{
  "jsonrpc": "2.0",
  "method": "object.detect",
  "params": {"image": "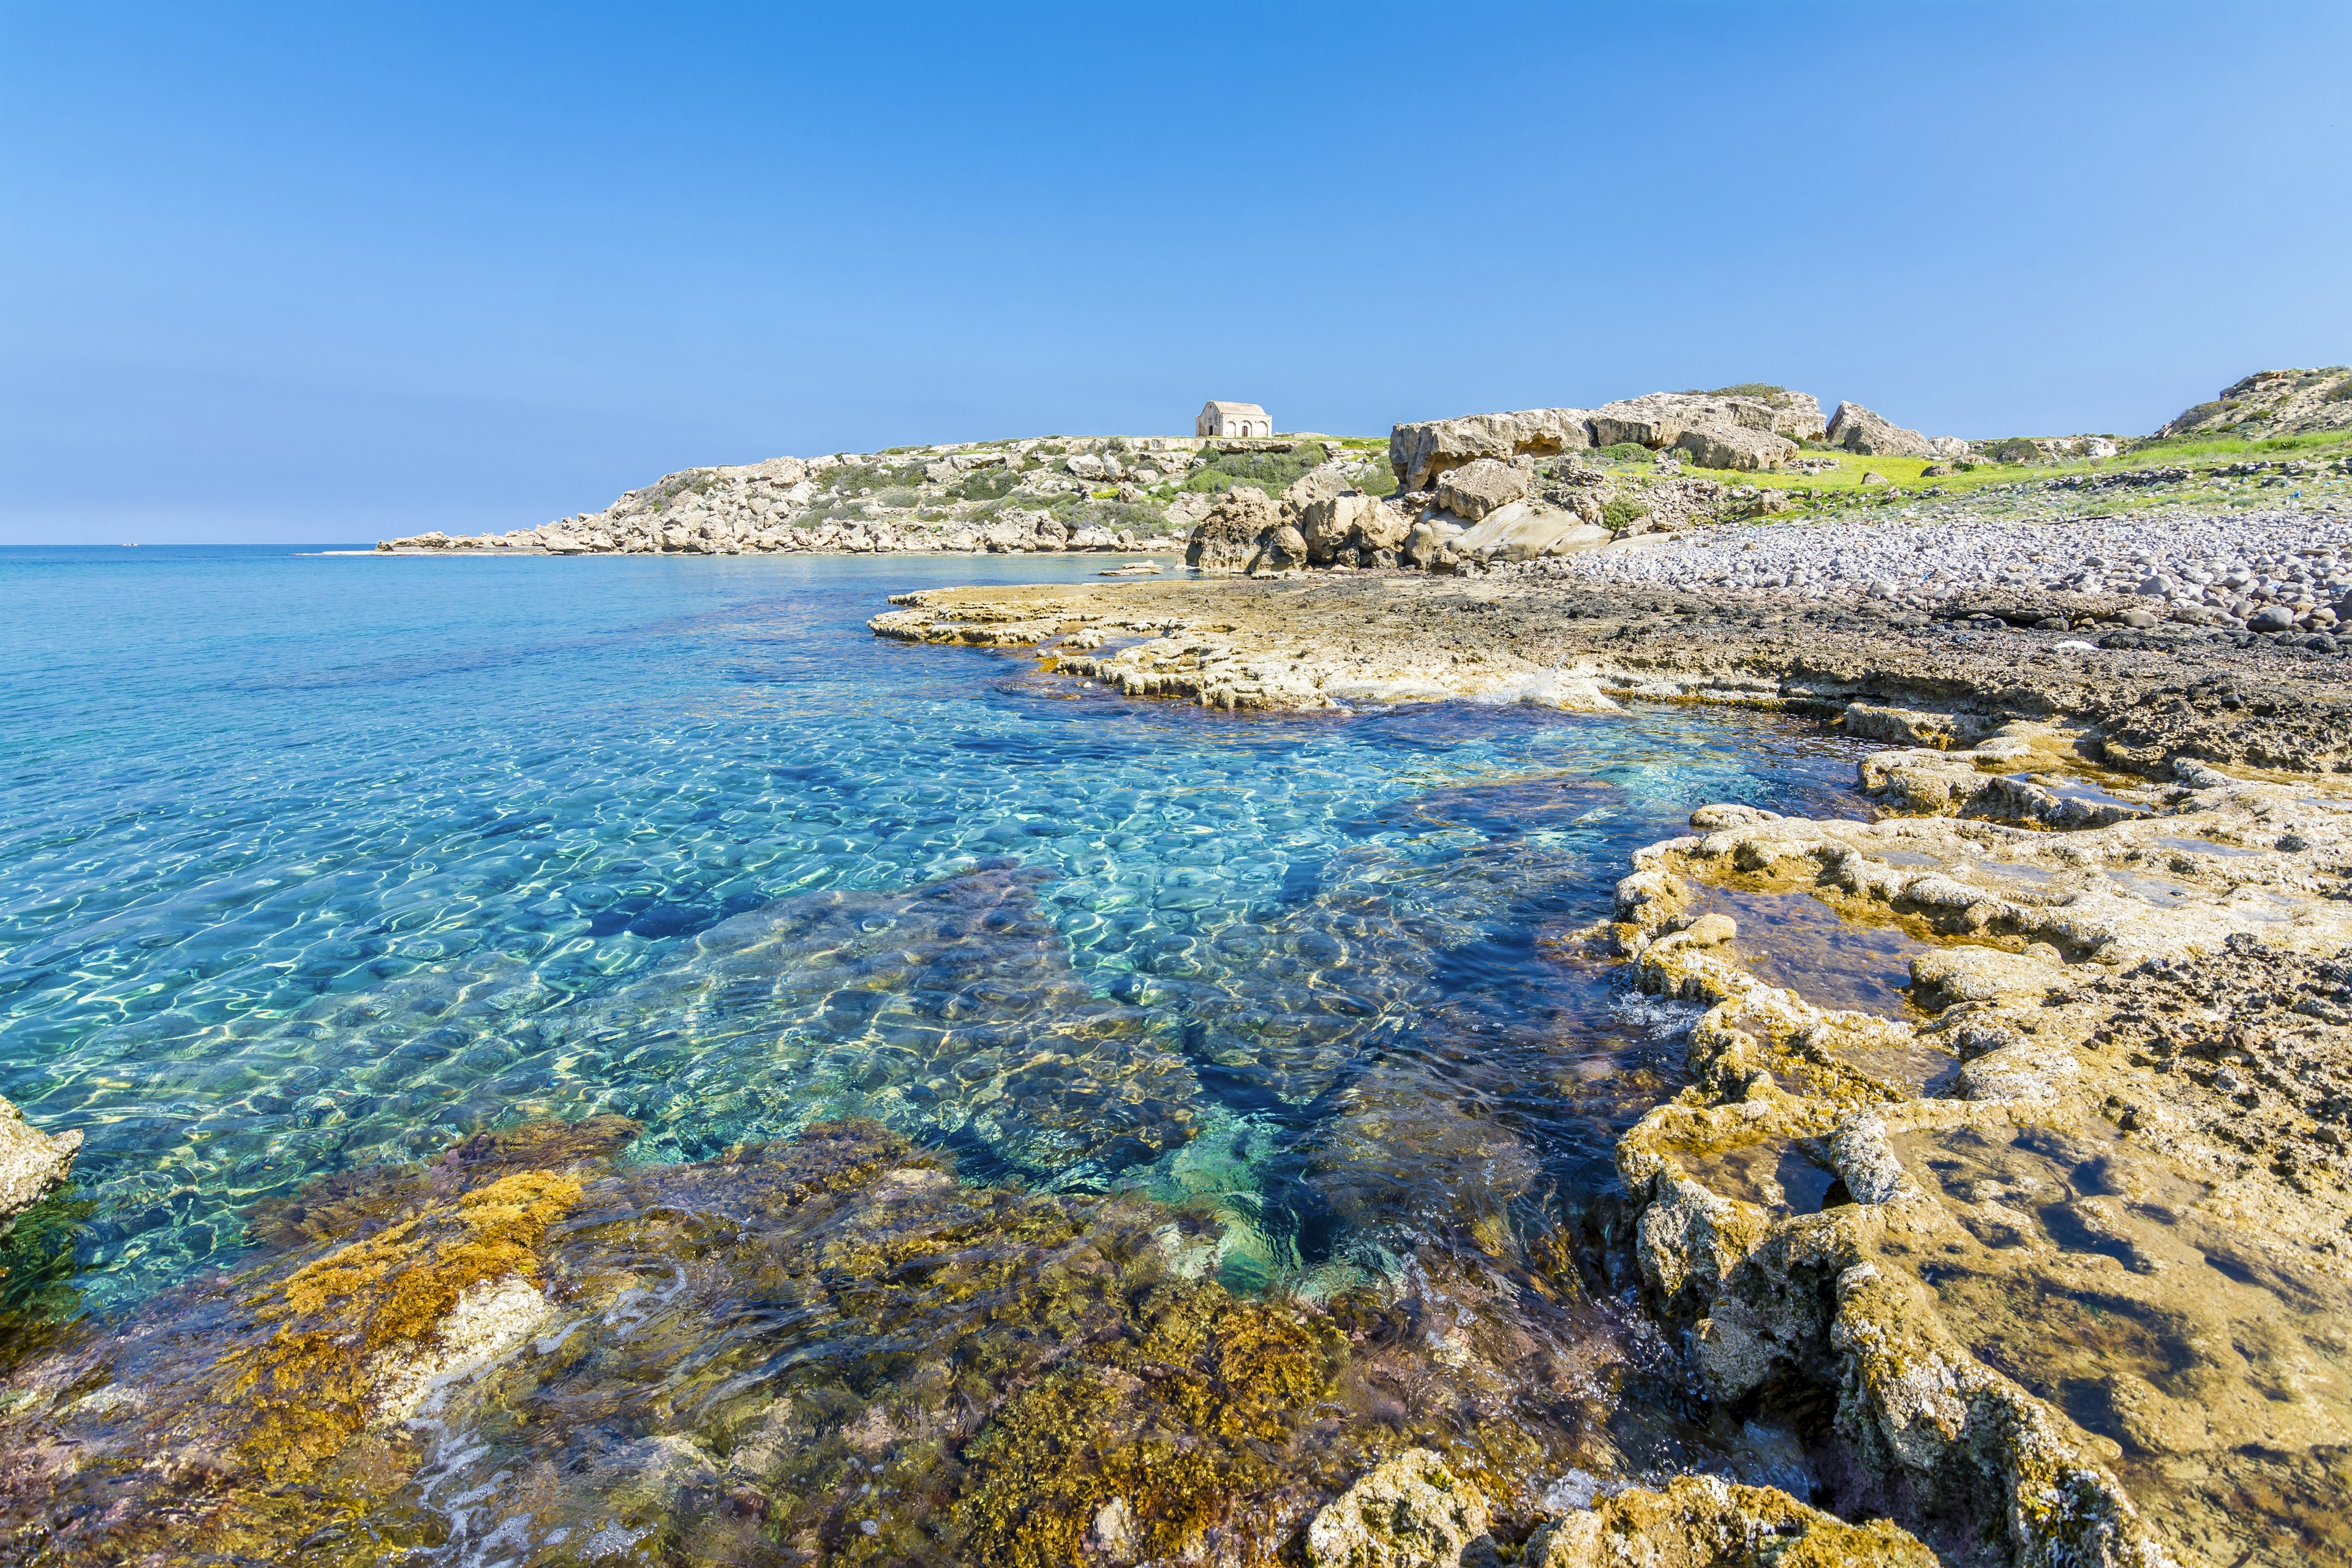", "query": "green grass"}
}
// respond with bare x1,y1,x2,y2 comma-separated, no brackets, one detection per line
1668,428,2352,498
2131,429,2352,462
